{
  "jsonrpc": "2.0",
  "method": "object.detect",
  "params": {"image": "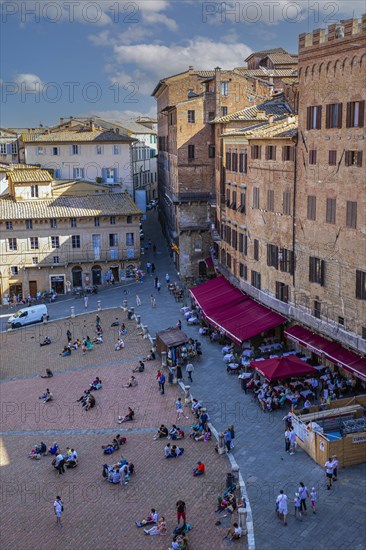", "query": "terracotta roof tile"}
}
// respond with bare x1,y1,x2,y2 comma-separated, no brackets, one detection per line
8,170,53,183
223,115,298,139
213,97,293,123
0,192,142,220
22,128,133,143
